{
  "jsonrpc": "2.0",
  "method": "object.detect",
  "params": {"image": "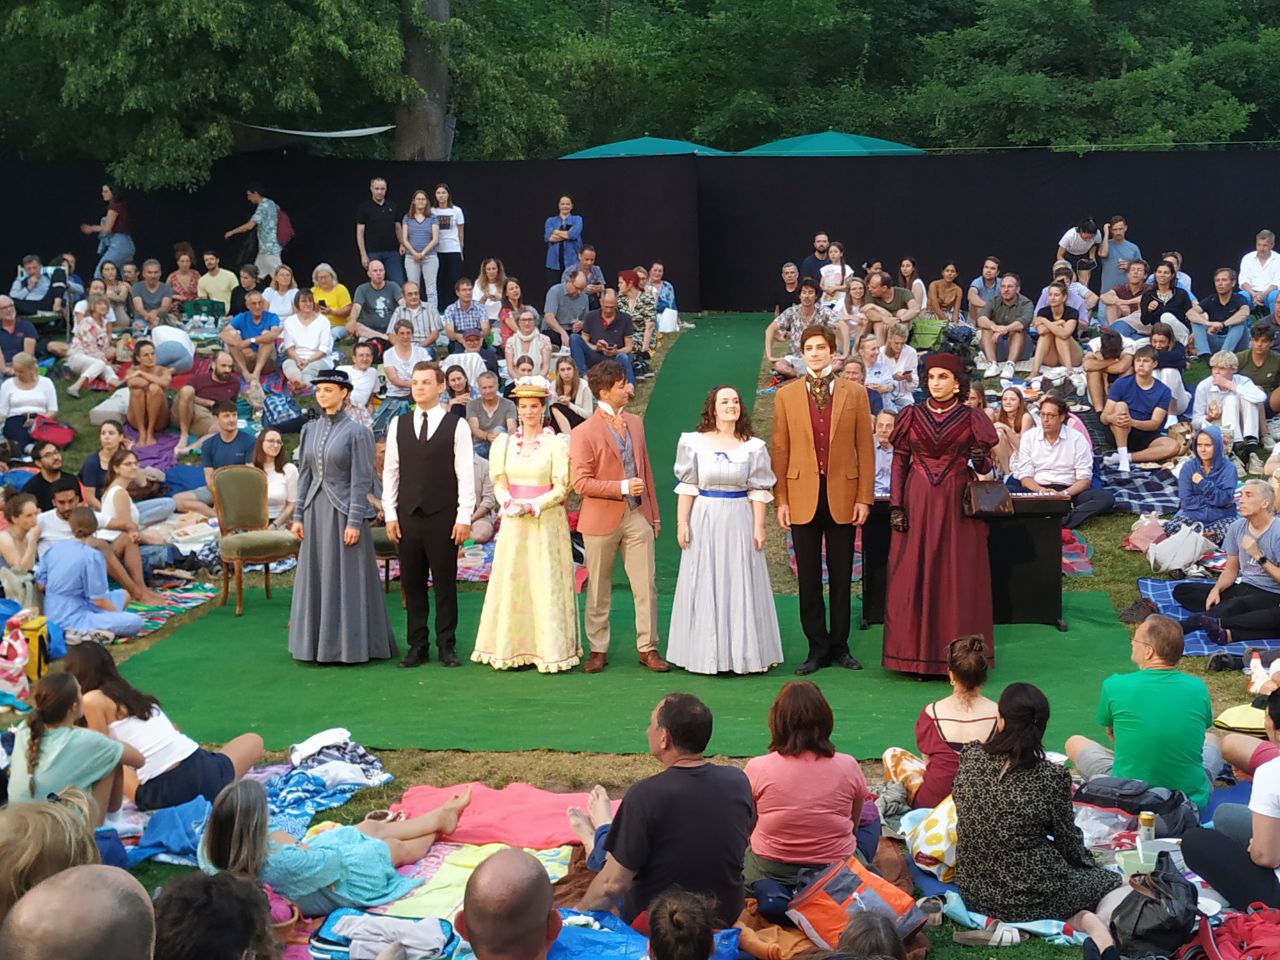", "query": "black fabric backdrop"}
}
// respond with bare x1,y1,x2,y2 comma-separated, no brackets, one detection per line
4,149,1274,313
